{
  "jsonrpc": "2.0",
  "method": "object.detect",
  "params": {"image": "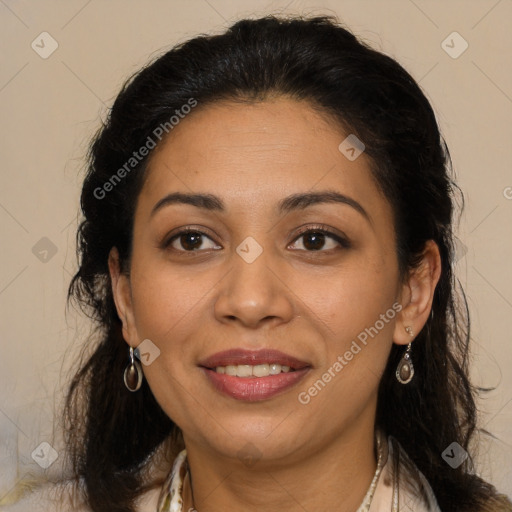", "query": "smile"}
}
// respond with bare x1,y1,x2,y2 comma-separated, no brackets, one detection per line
214,363,294,377
198,348,311,401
